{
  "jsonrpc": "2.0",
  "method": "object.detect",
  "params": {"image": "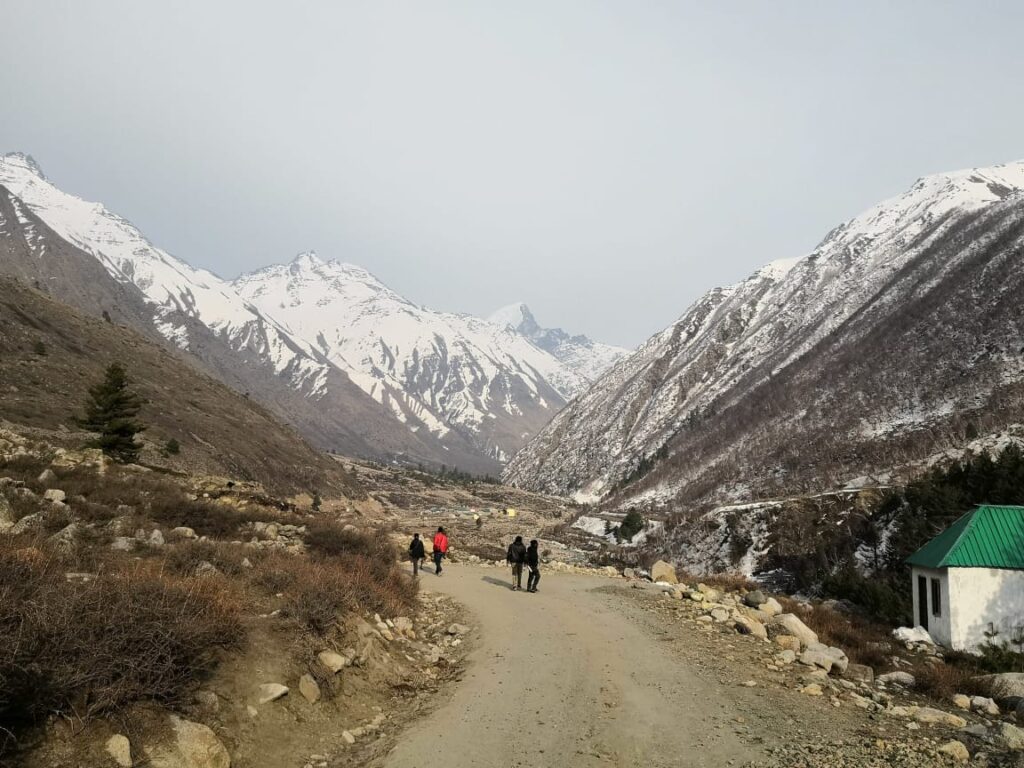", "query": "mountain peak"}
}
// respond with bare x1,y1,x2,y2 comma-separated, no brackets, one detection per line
291,250,323,265
1,152,48,181
488,302,535,331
